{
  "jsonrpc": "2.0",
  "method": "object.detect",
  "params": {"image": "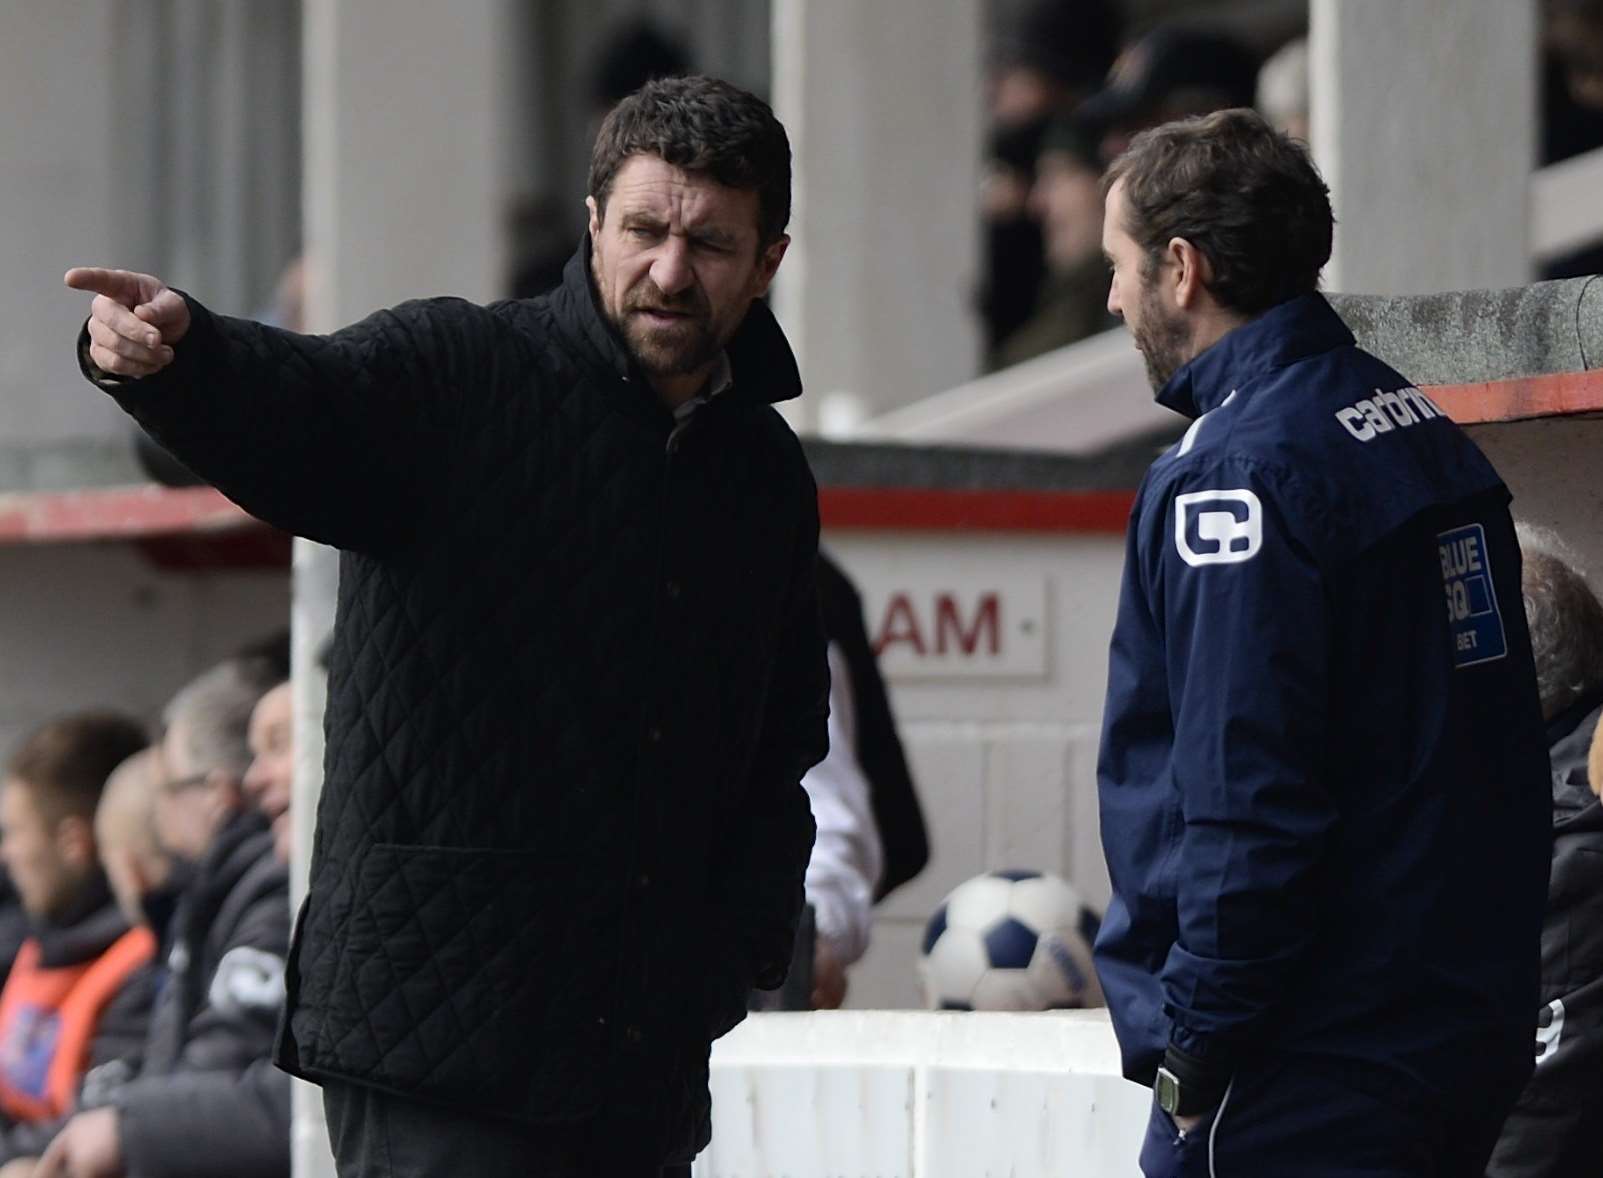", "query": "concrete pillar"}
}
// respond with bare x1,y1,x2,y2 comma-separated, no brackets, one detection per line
296,3,508,1174
770,0,984,431
1310,0,1537,295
